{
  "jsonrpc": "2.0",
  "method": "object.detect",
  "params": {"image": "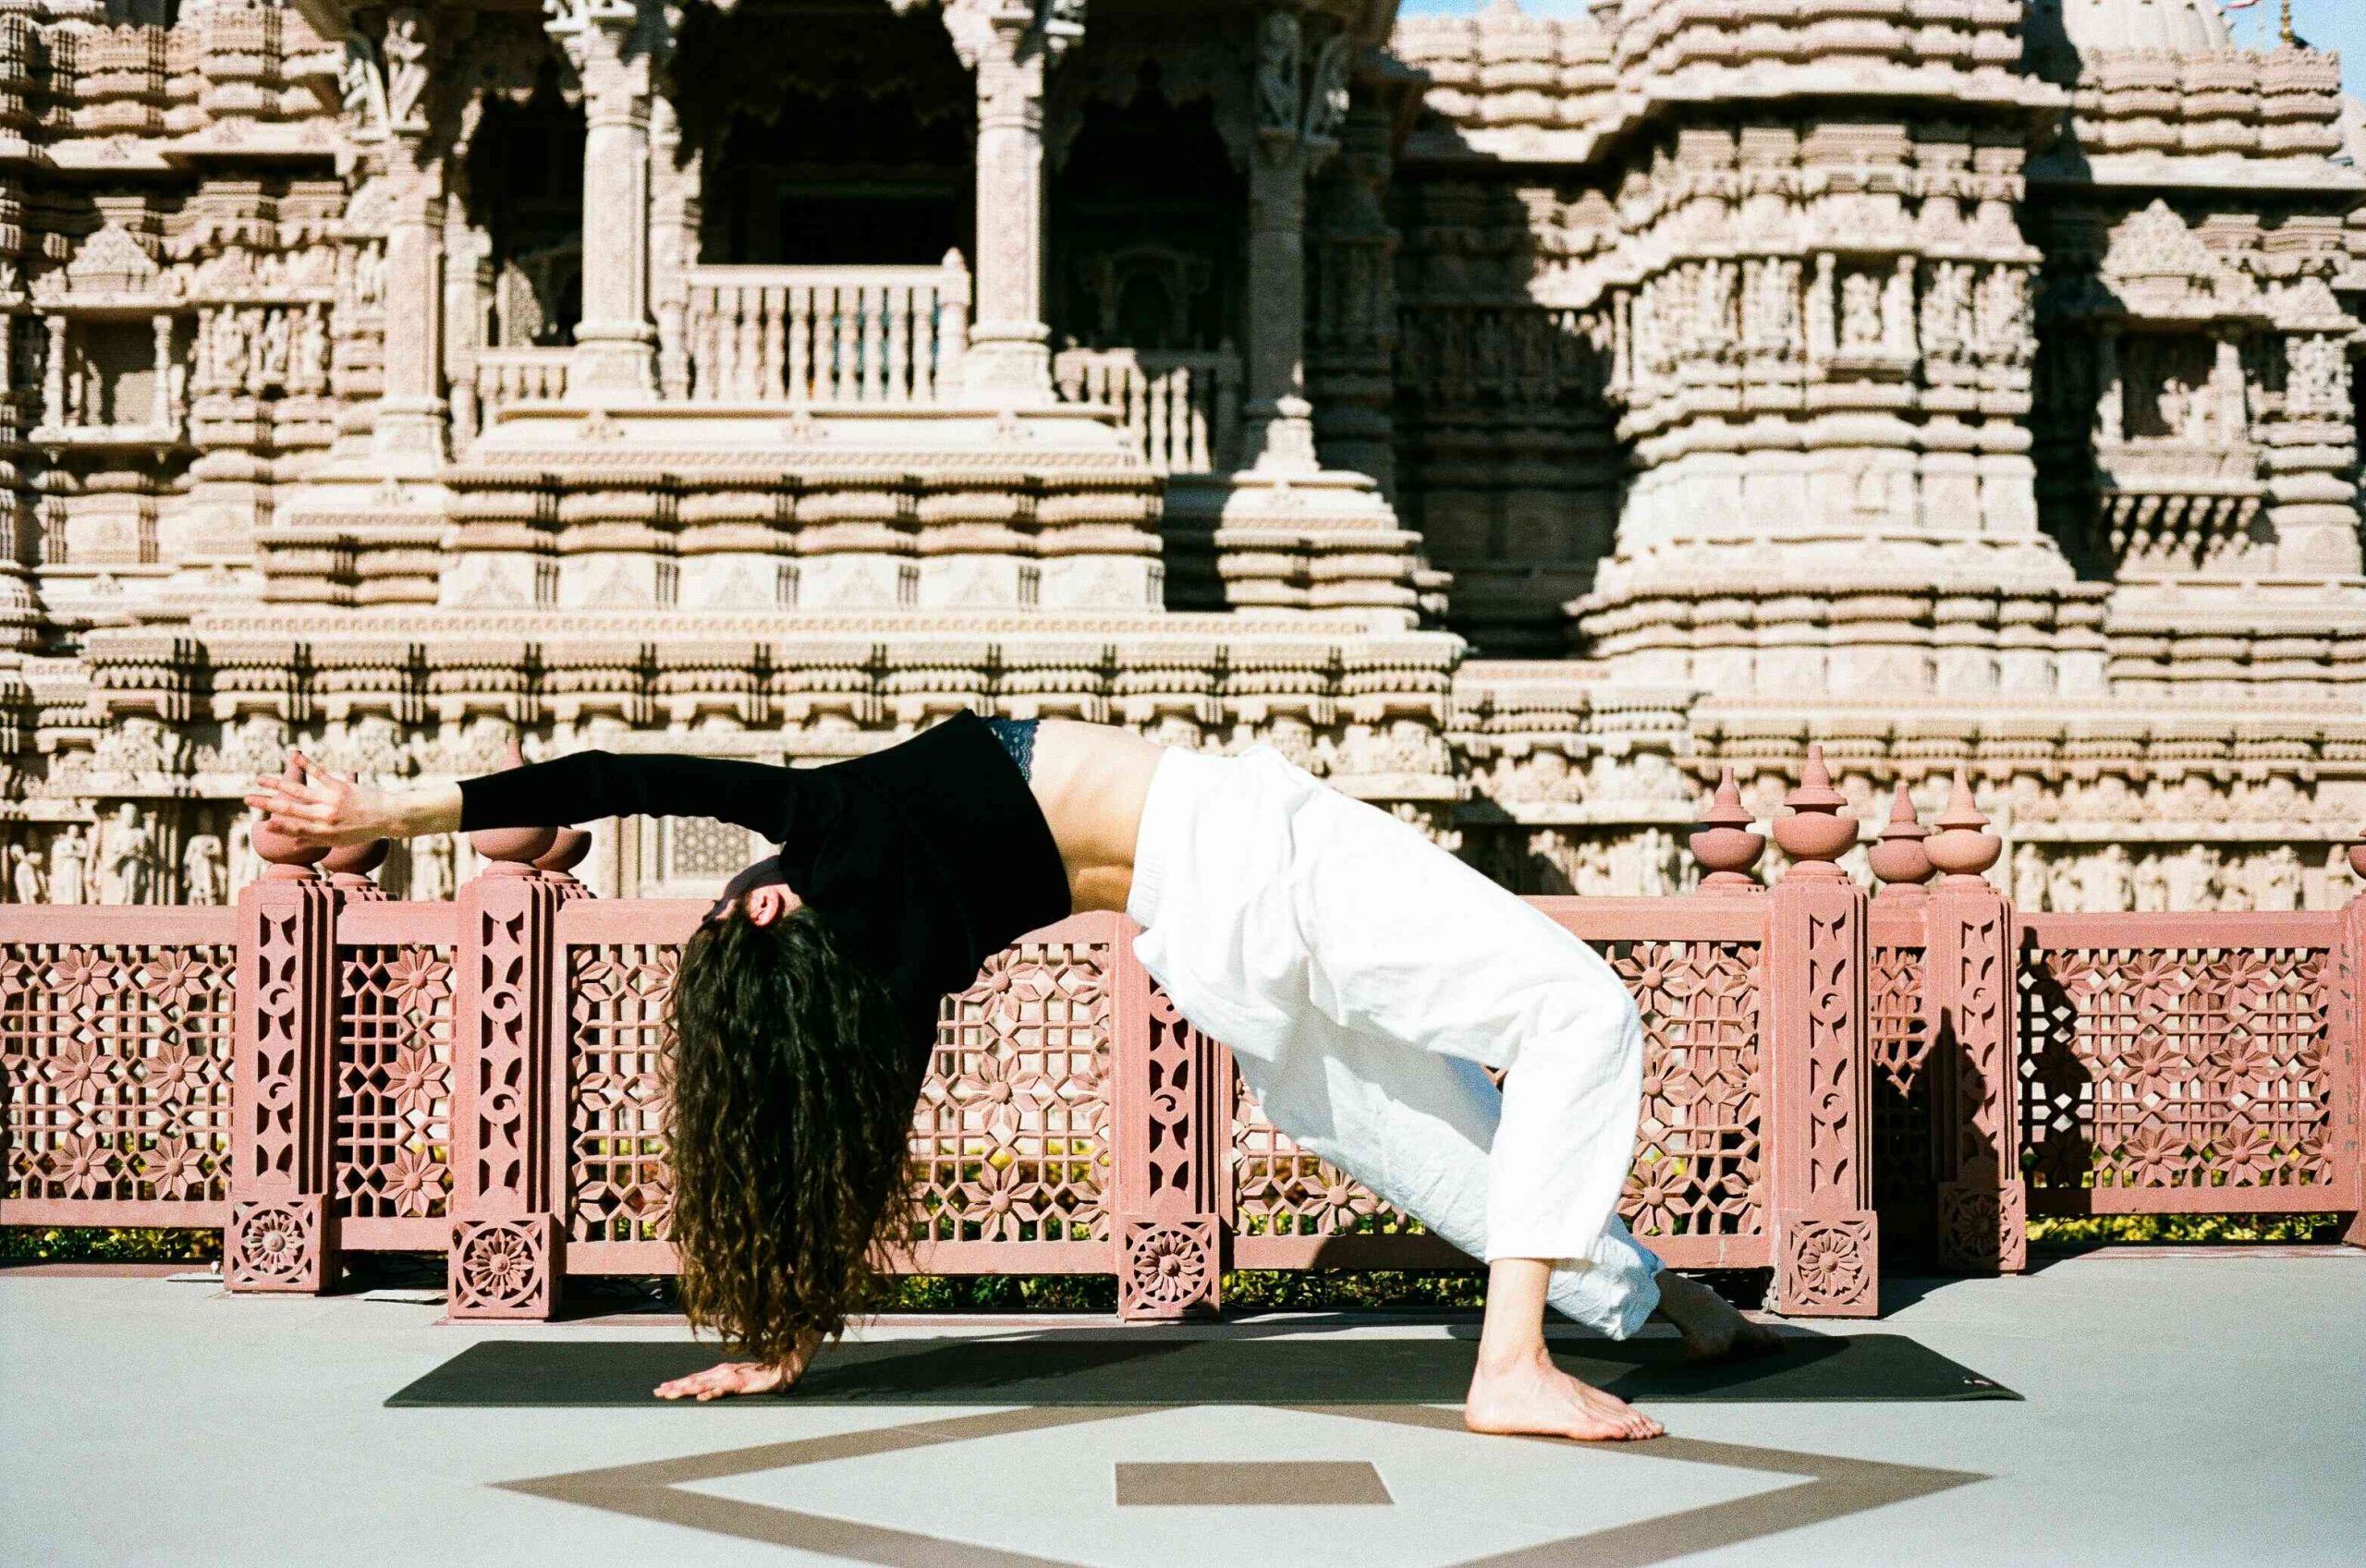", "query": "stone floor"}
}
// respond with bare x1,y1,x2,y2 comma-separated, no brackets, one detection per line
4,1247,2362,1567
